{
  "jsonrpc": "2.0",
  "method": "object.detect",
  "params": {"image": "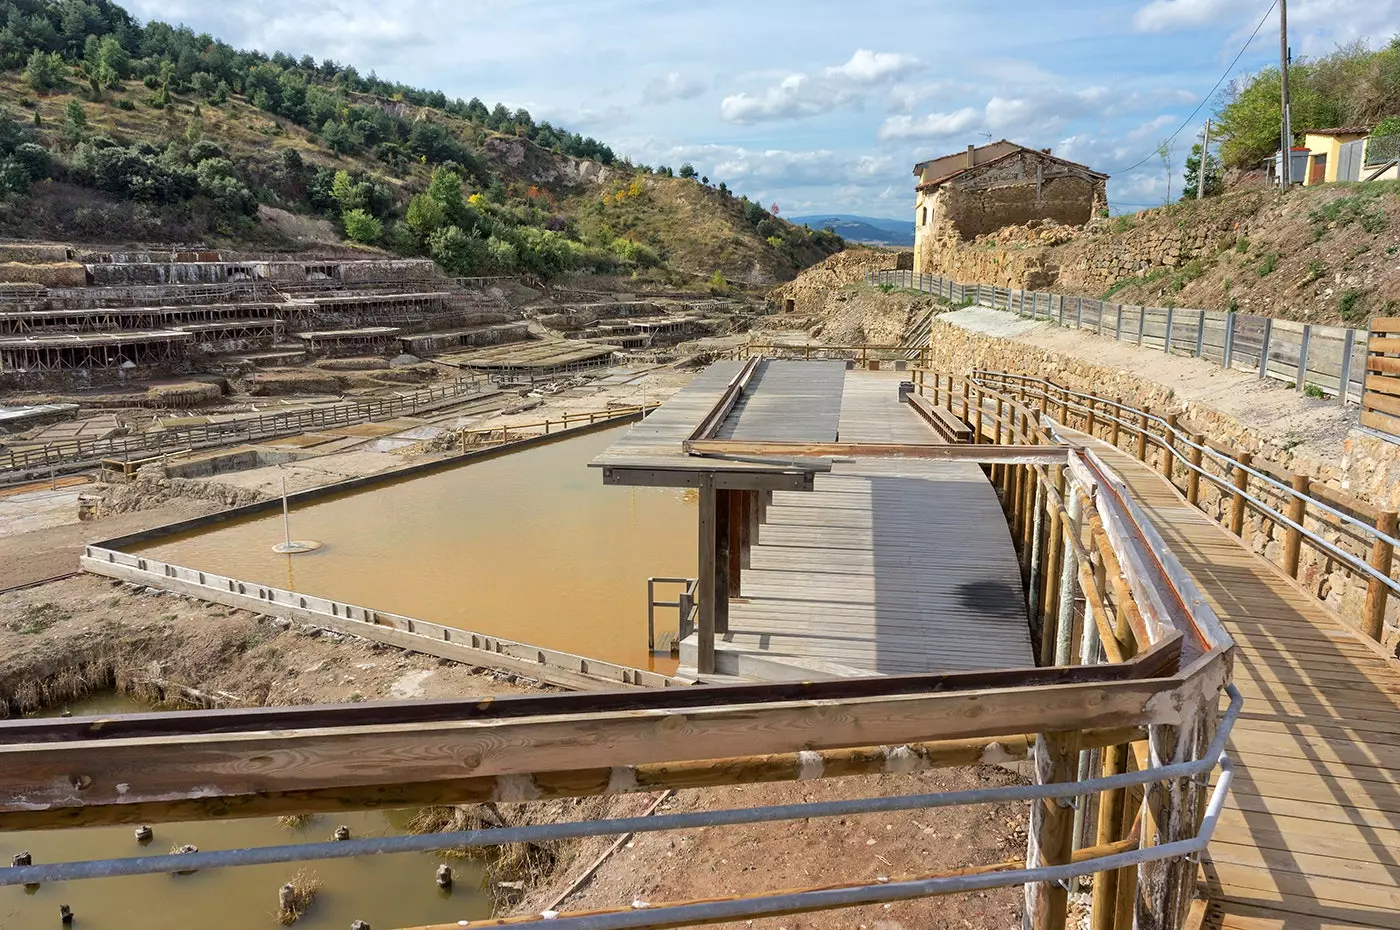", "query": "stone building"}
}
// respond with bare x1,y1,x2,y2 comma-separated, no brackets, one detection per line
912,141,1108,273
